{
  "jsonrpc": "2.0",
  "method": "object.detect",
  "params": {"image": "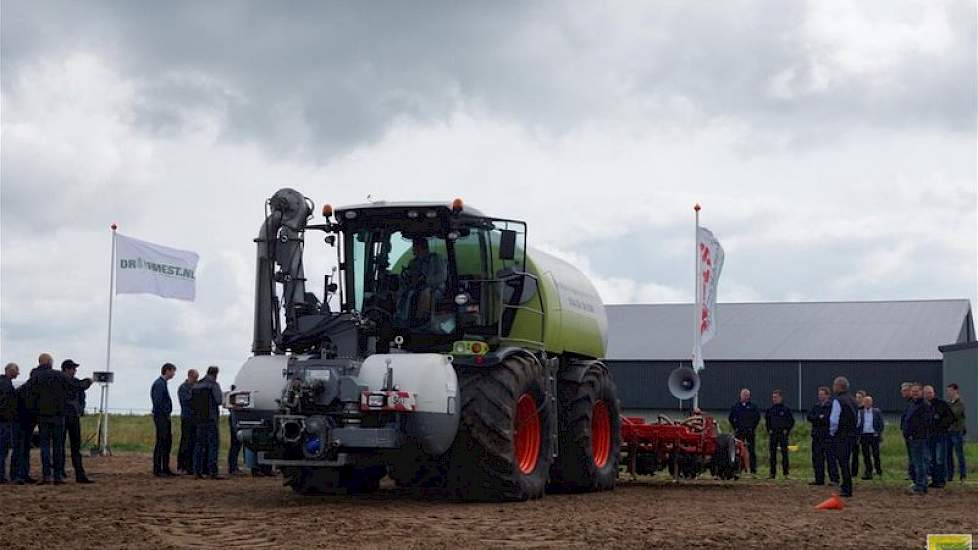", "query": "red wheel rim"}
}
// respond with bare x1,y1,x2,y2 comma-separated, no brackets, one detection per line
514,393,541,474
592,400,611,468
